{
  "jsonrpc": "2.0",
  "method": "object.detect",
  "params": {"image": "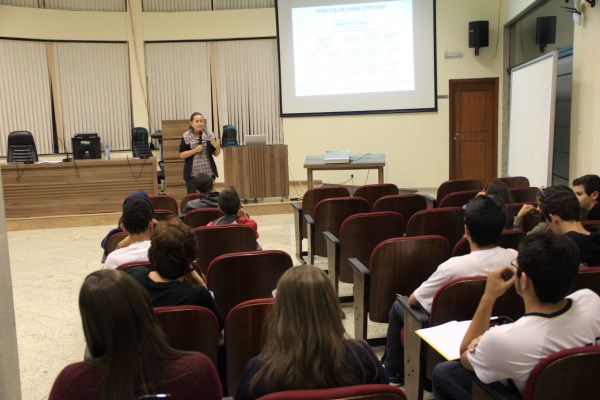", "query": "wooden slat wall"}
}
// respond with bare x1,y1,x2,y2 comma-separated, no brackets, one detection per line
222,145,288,199
162,120,190,202
1,159,157,218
